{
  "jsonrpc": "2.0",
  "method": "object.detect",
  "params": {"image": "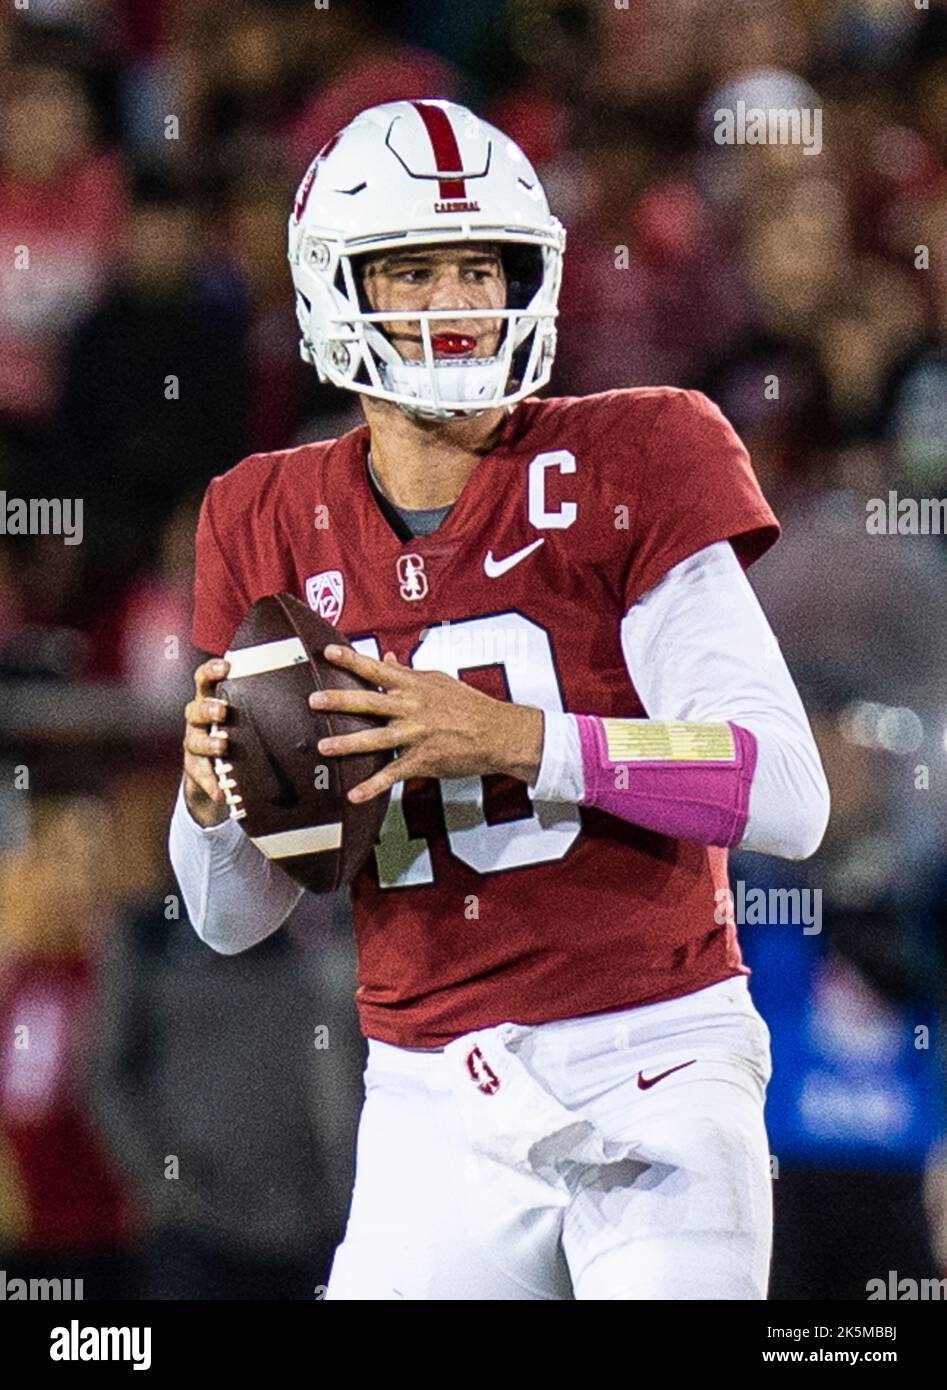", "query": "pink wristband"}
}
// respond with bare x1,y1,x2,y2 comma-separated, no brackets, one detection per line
576,716,758,848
